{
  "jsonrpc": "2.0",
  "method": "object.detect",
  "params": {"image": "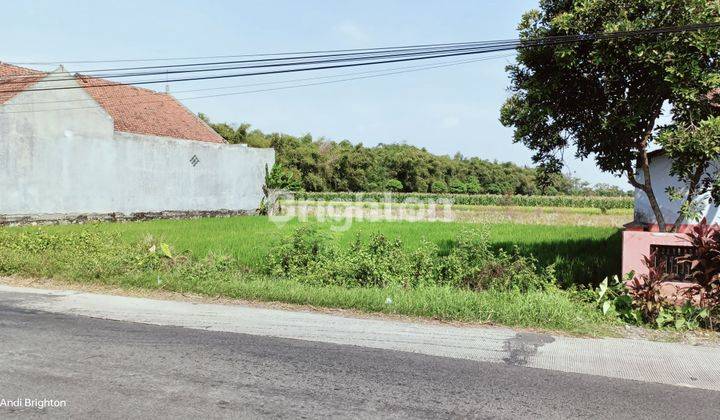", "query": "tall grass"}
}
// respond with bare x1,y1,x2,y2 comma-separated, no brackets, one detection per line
9,217,620,286
0,219,618,334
